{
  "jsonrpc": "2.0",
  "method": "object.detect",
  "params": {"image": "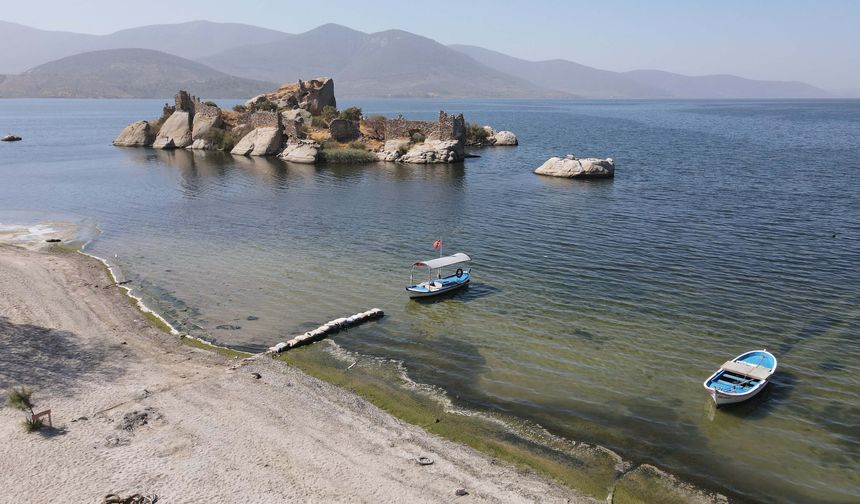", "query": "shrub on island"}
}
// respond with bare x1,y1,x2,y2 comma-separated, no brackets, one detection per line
466,122,488,144
202,128,243,152
338,106,363,122
318,142,377,164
